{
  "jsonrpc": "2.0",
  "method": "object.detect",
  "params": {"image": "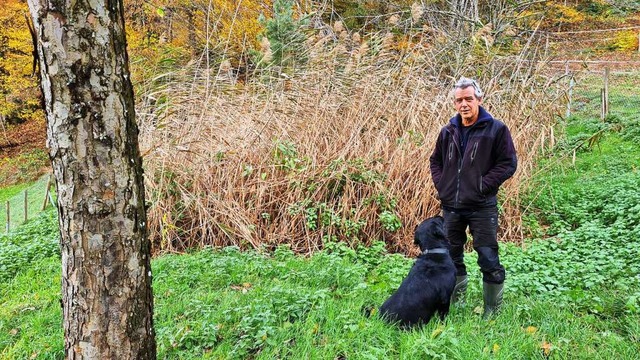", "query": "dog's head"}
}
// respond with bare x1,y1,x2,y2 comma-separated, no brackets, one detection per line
413,216,448,252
